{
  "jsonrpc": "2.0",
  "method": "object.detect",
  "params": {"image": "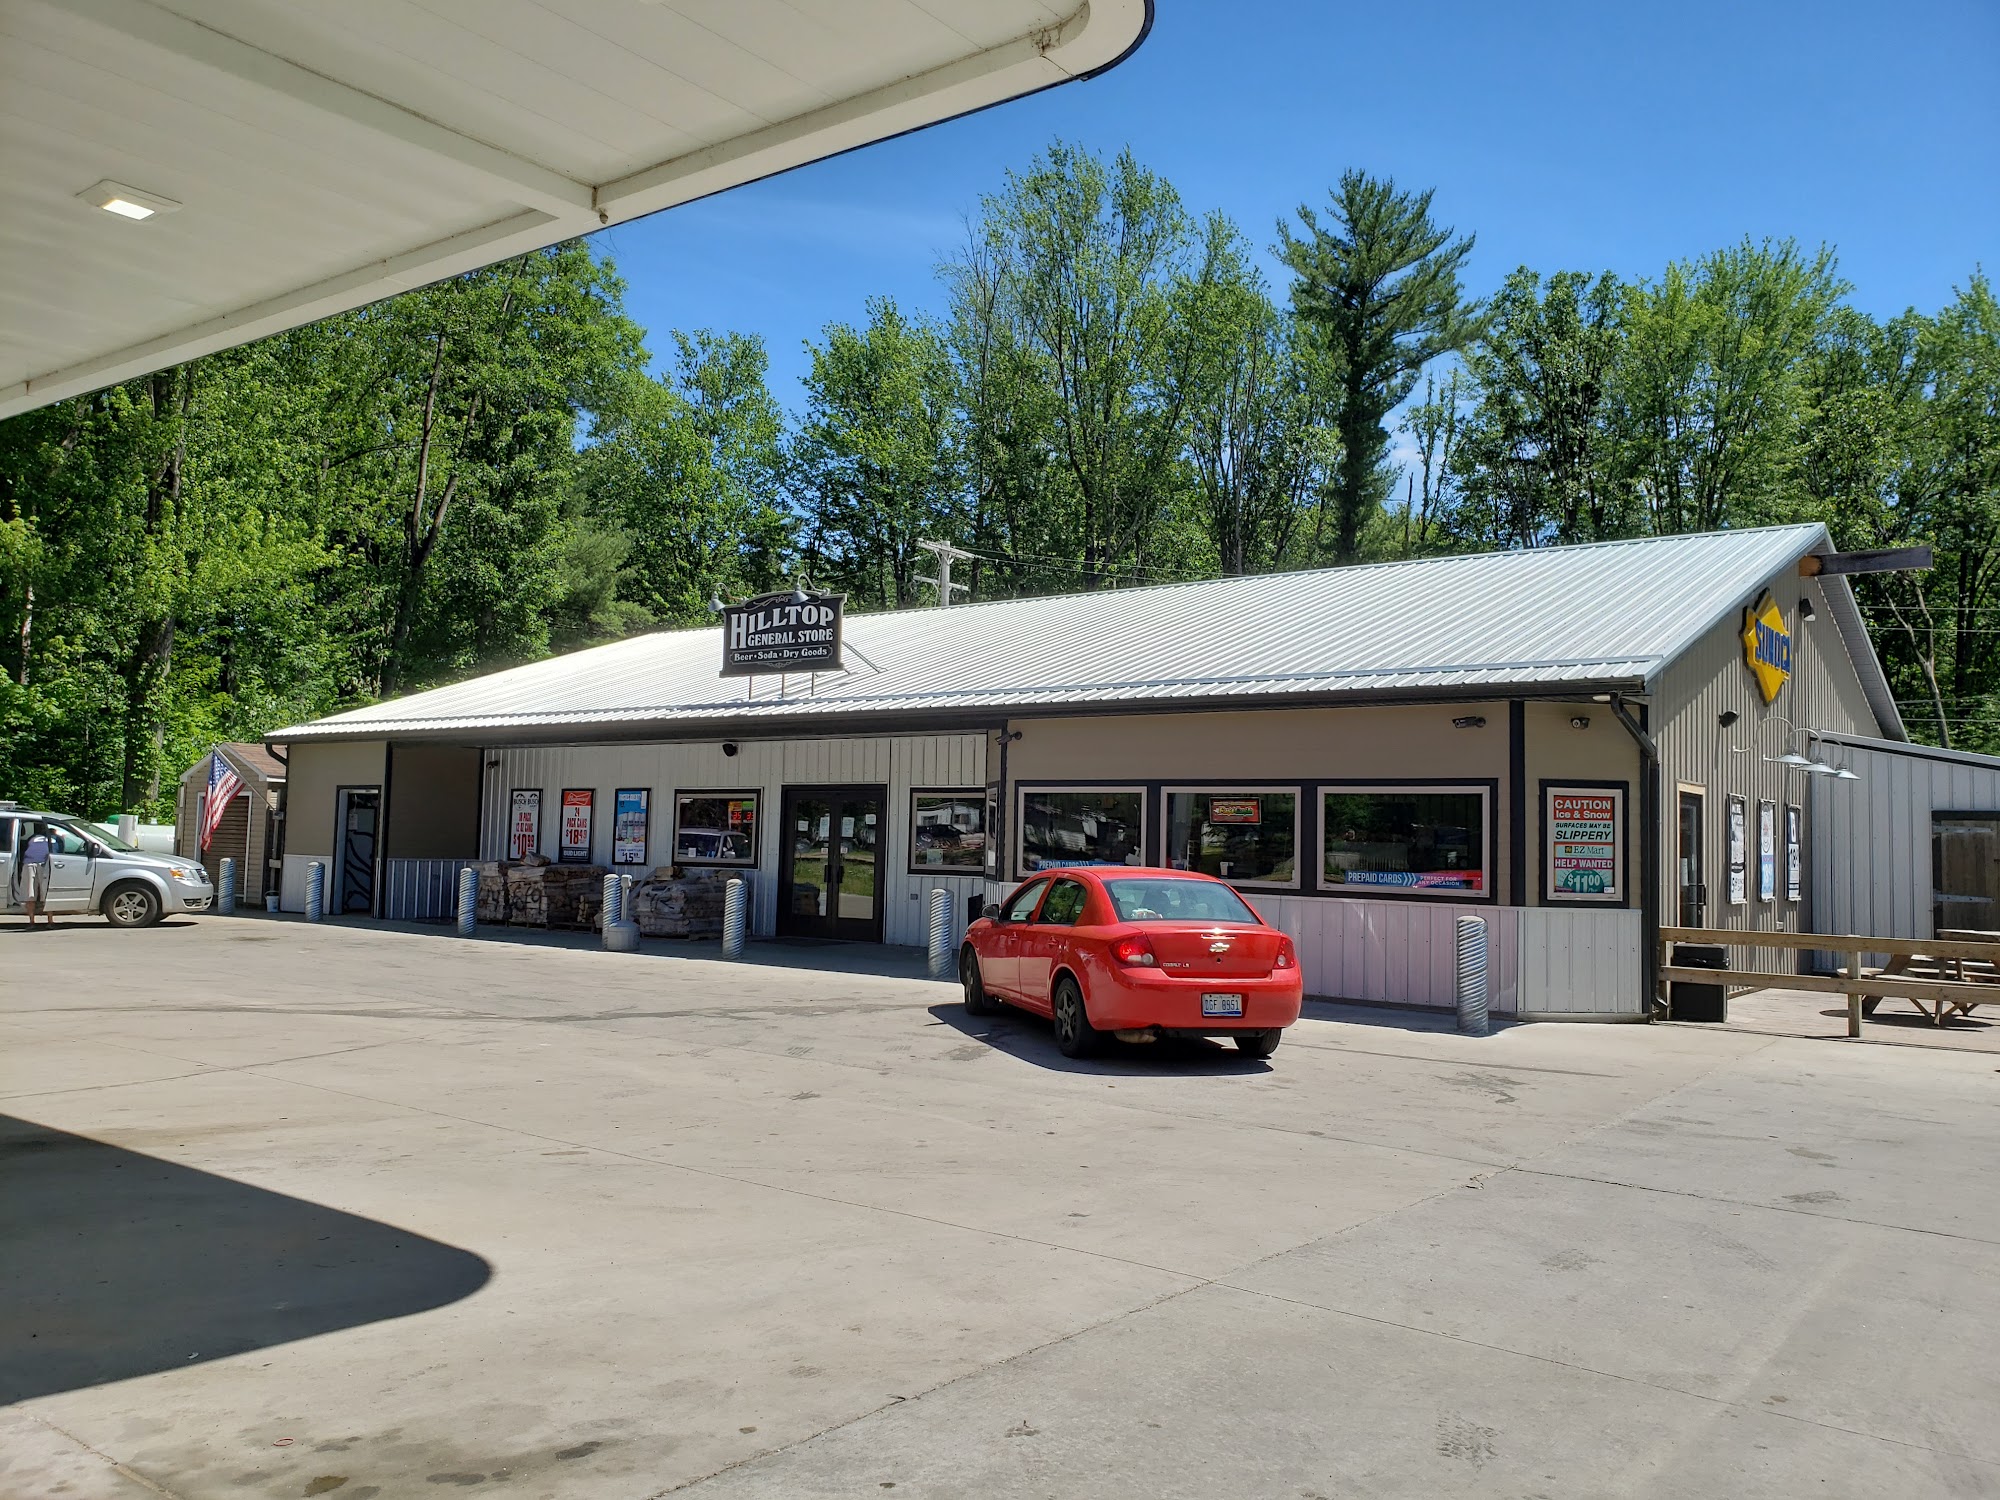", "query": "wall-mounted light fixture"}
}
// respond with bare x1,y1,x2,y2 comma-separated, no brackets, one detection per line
1799,598,1817,621
1569,715,1590,730
1452,715,1486,729
722,742,739,757
485,758,502,768
1717,709,1740,729
996,729,1024,745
